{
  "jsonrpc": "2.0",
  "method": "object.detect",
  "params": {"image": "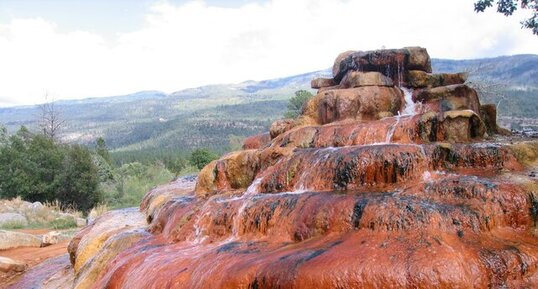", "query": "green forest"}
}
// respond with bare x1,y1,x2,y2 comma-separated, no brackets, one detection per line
0,125,219,213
